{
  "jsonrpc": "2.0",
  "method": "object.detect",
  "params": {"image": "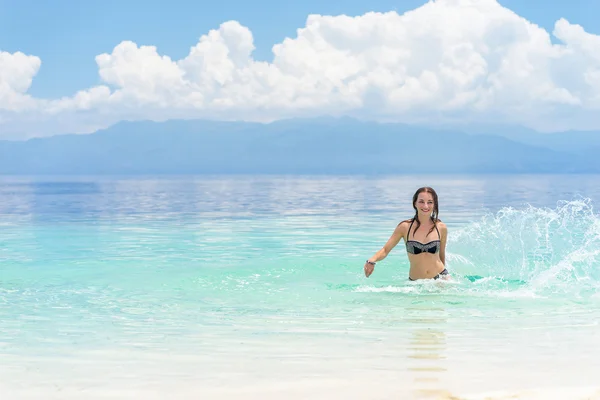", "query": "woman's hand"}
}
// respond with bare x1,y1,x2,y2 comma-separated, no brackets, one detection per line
364,260,375,277
363,222,404,278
